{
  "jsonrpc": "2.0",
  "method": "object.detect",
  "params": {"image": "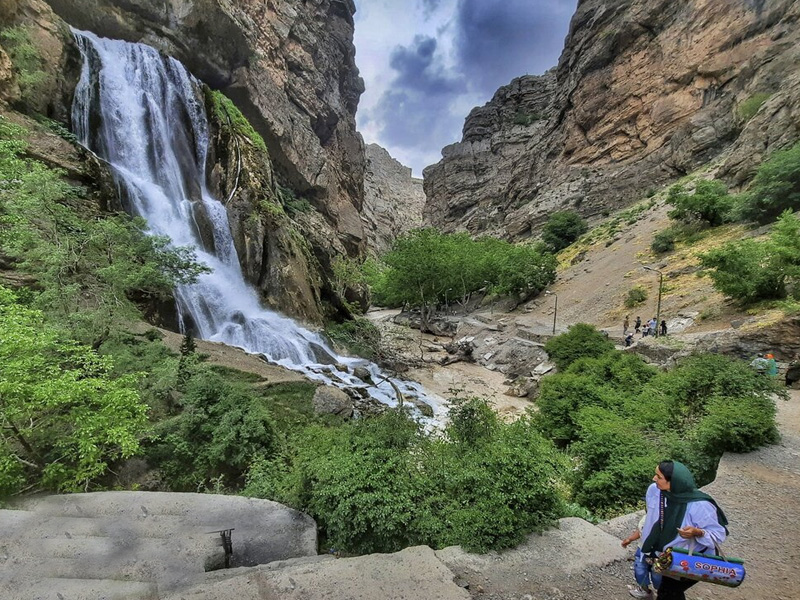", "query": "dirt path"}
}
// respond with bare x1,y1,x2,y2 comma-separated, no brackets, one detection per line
473,392,800,600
